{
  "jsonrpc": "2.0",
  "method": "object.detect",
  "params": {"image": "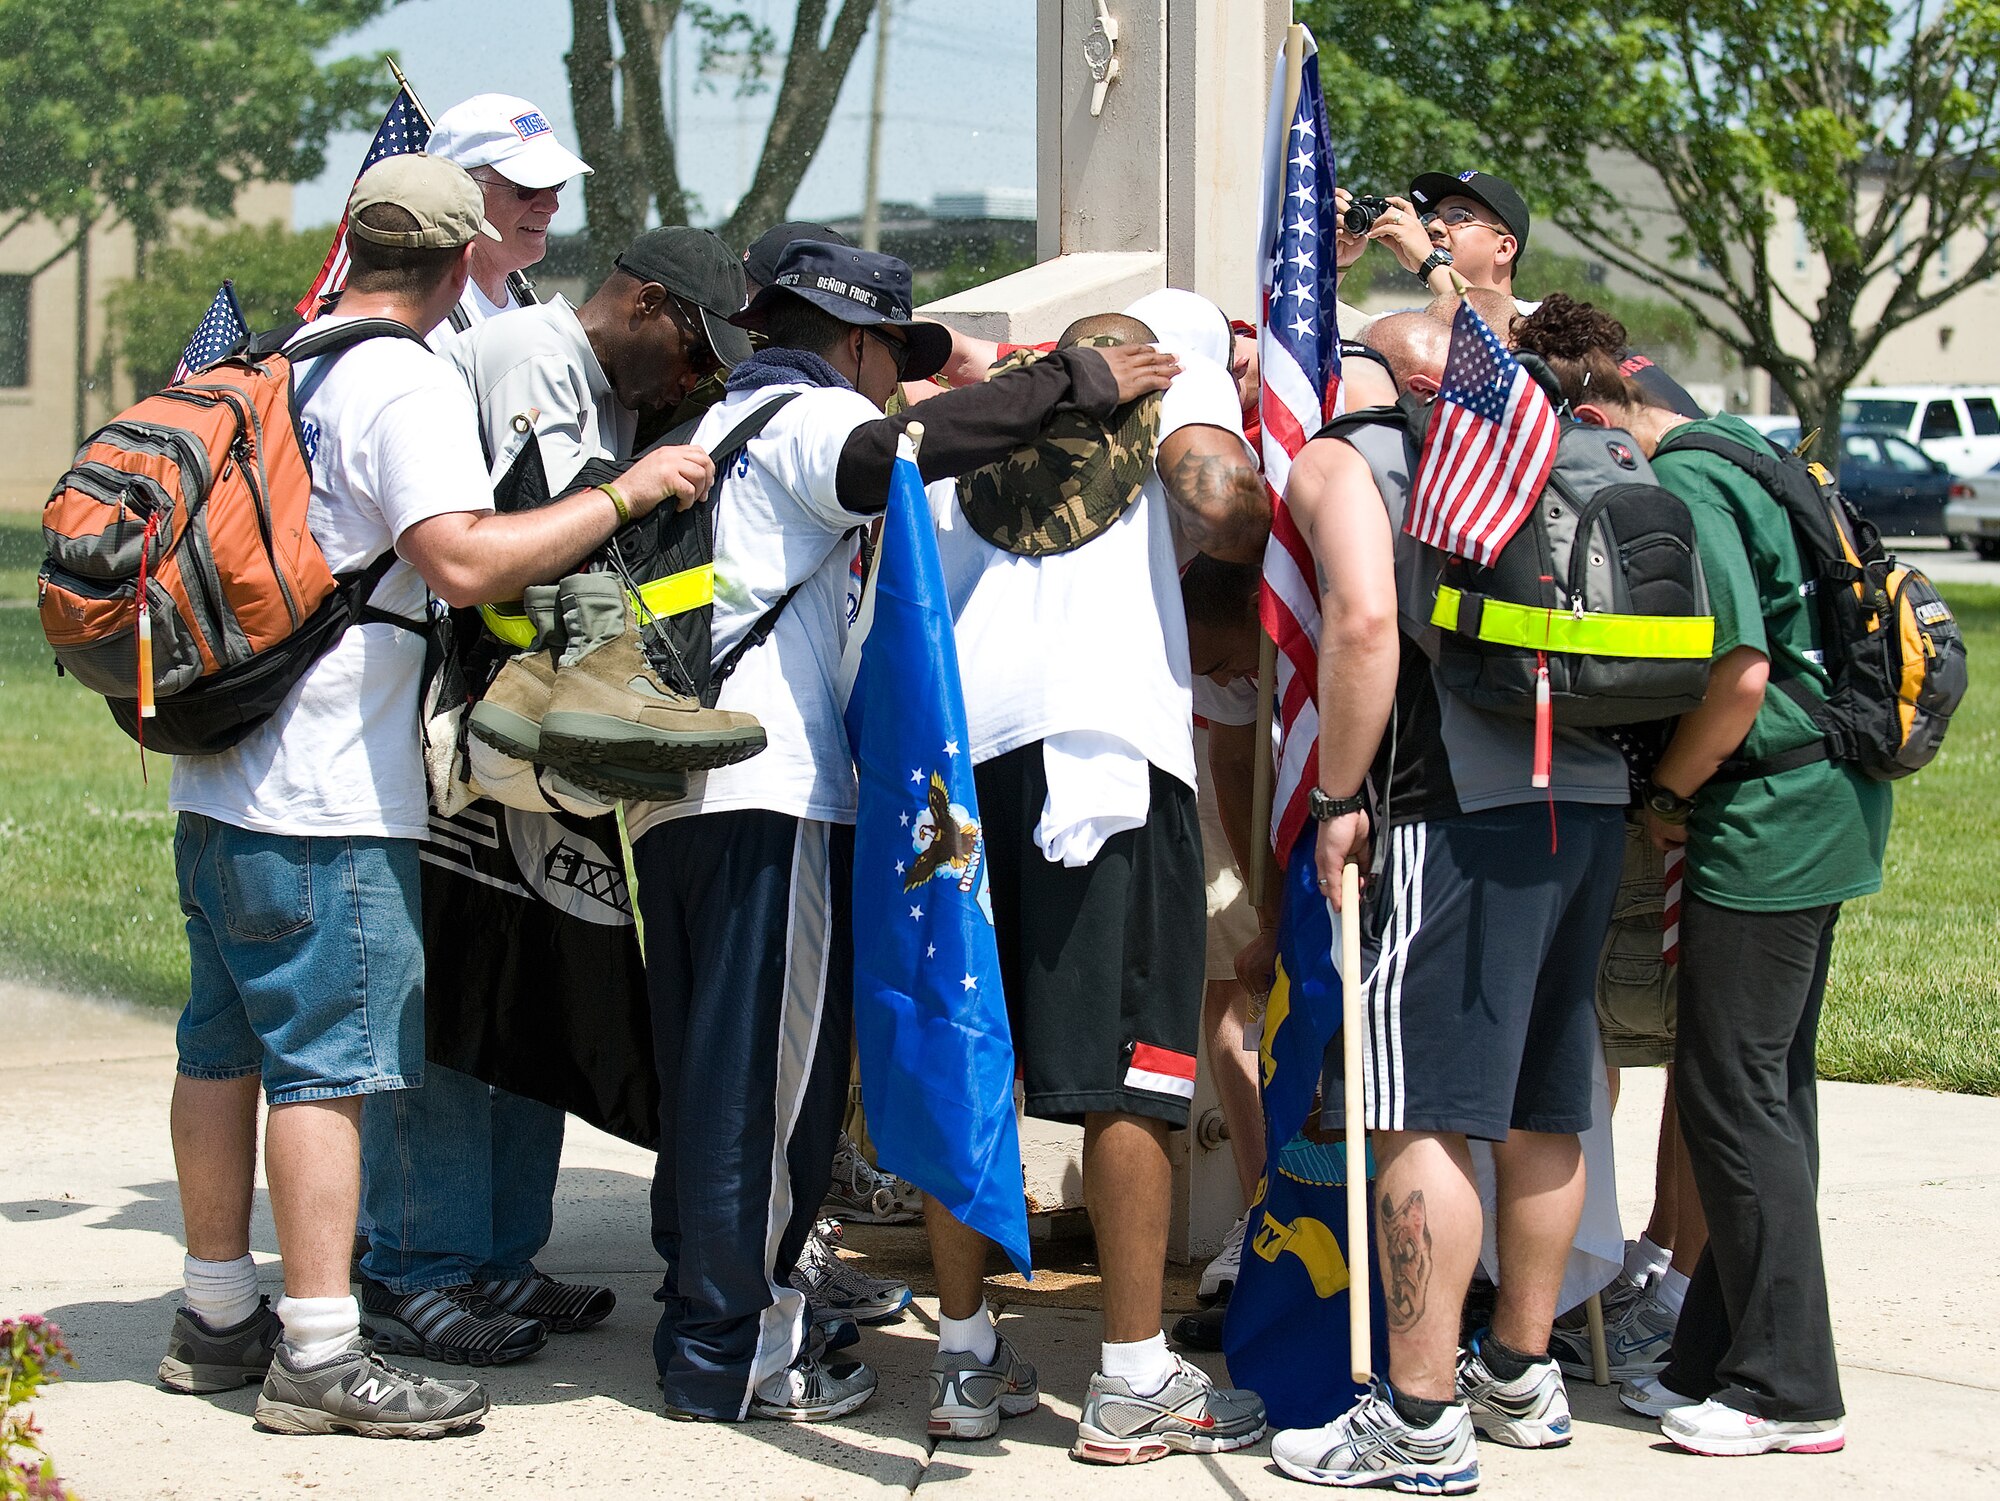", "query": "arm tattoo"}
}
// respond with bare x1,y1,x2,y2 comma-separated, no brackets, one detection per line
1161,449,1269,562
1380,1189,1432,1332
